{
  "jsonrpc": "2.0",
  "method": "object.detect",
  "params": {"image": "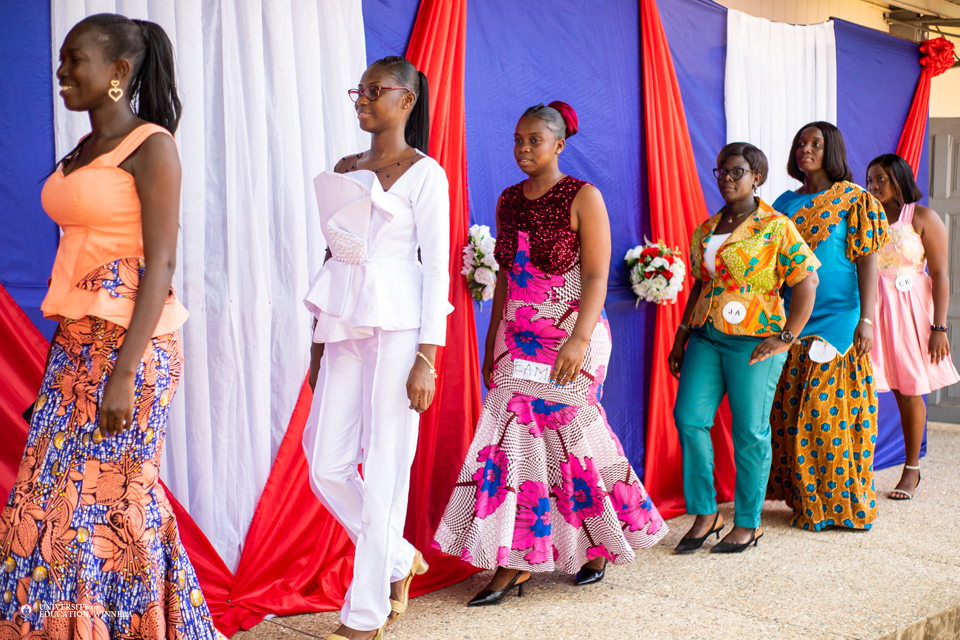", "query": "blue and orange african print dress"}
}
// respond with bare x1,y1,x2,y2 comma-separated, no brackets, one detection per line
767,181,888,531
434,177,667,572
0,284,222,640
1,124,222,639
